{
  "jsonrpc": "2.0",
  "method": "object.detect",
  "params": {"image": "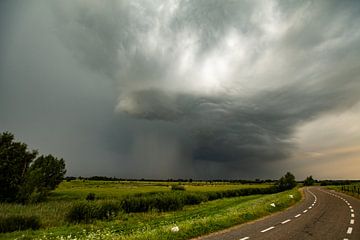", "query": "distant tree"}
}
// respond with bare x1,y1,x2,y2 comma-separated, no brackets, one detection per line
0,132,66,203
276,172,297,191
303,175,315,186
